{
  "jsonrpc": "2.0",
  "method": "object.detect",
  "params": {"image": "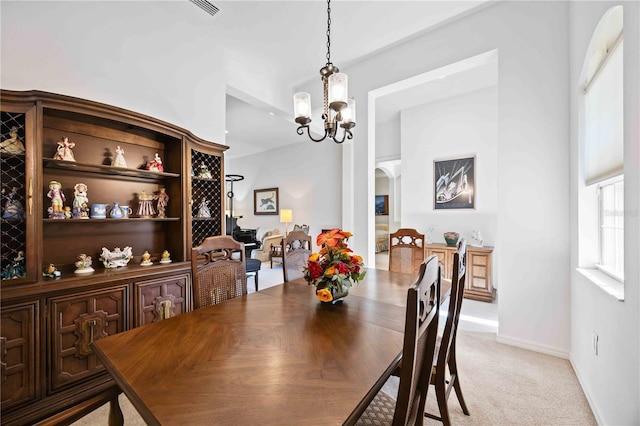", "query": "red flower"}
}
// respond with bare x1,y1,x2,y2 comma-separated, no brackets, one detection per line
336,263,350,274
307,262,324,280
